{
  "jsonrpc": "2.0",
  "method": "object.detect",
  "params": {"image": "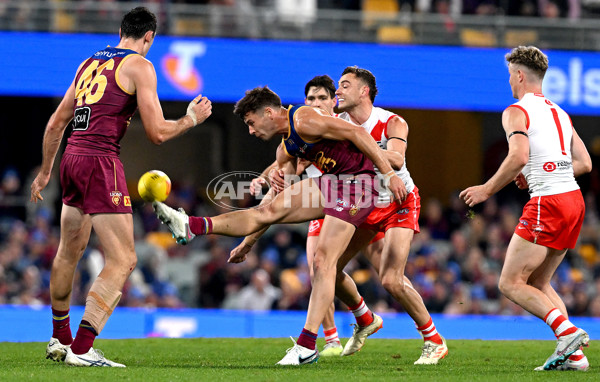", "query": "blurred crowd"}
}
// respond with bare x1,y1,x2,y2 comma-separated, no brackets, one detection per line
2,153,600,318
